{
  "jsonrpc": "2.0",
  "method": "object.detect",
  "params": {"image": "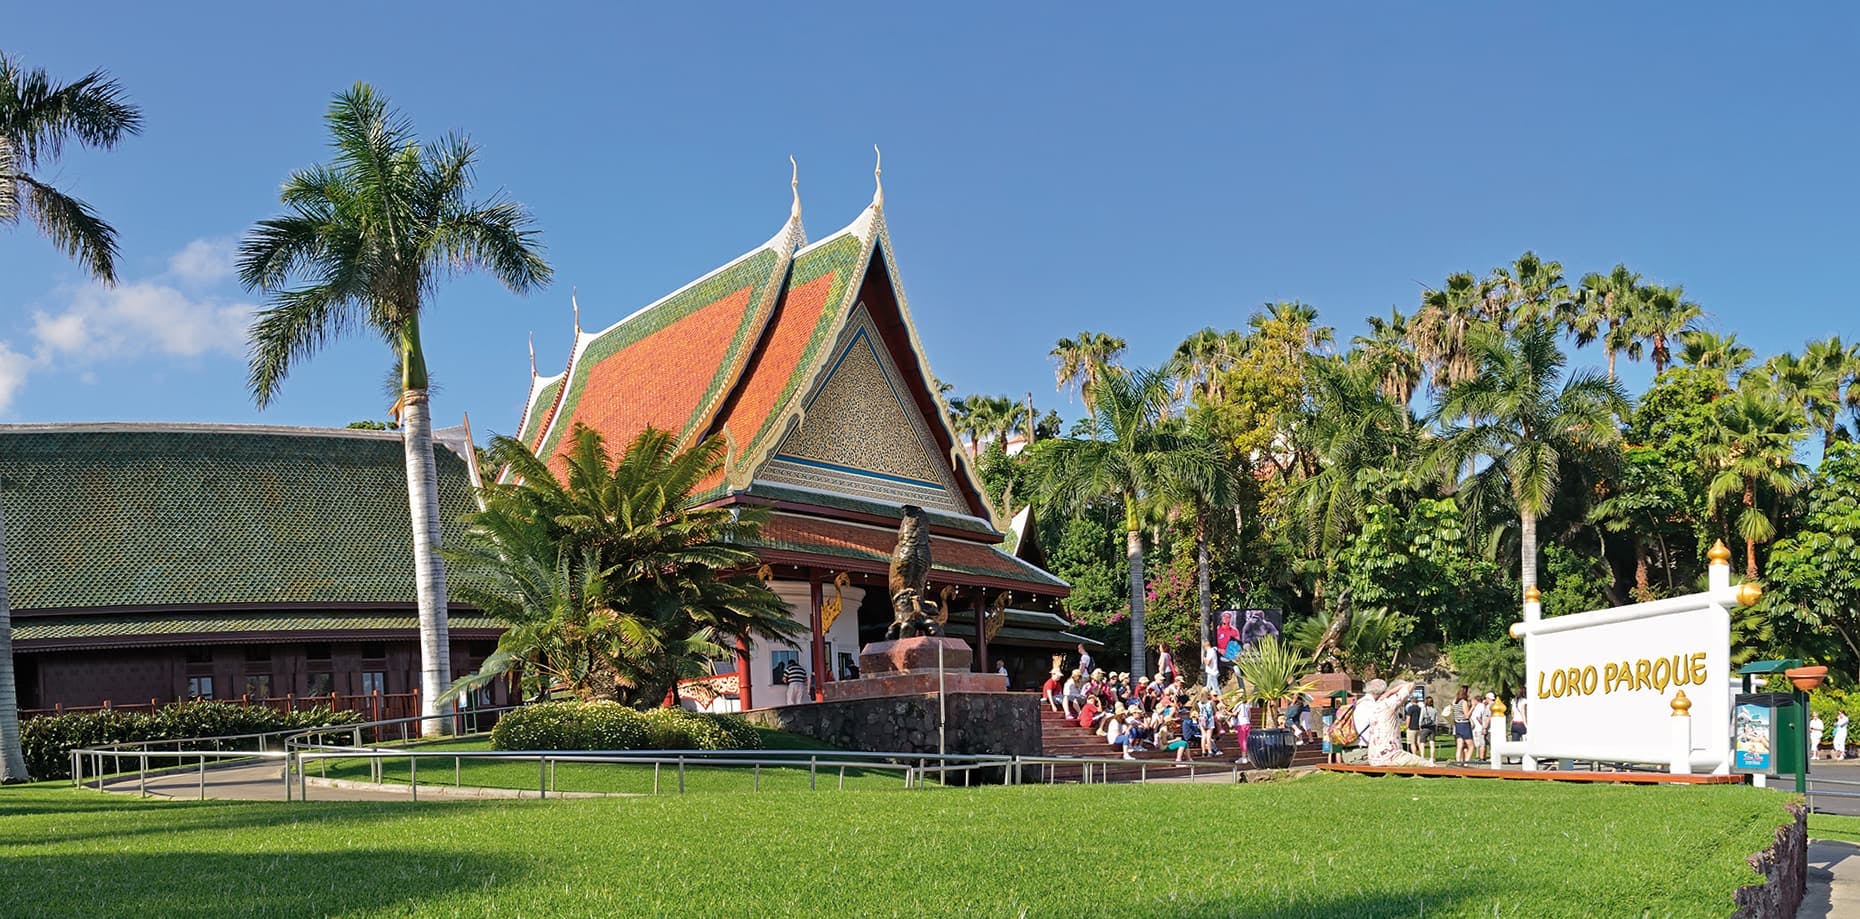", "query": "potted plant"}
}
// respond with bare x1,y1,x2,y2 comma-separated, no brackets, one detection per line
1229,636,1317,769
1786,666,1828,692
